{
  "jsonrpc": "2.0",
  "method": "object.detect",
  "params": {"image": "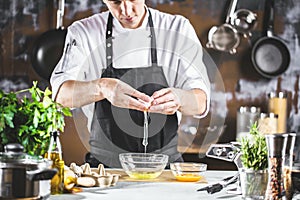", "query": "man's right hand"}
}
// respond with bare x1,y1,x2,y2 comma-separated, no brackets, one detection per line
99,78,152,111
